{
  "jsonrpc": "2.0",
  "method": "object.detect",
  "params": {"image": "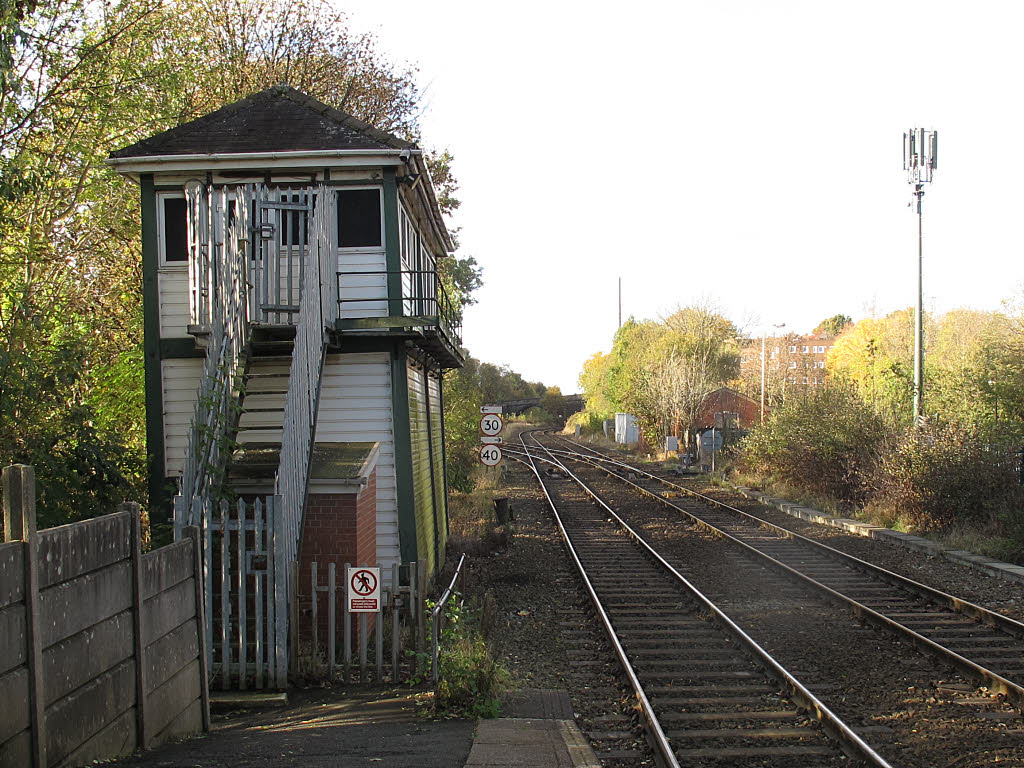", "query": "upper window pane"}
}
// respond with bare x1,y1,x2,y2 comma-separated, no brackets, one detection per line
338,189,382,247
163,197,187,262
